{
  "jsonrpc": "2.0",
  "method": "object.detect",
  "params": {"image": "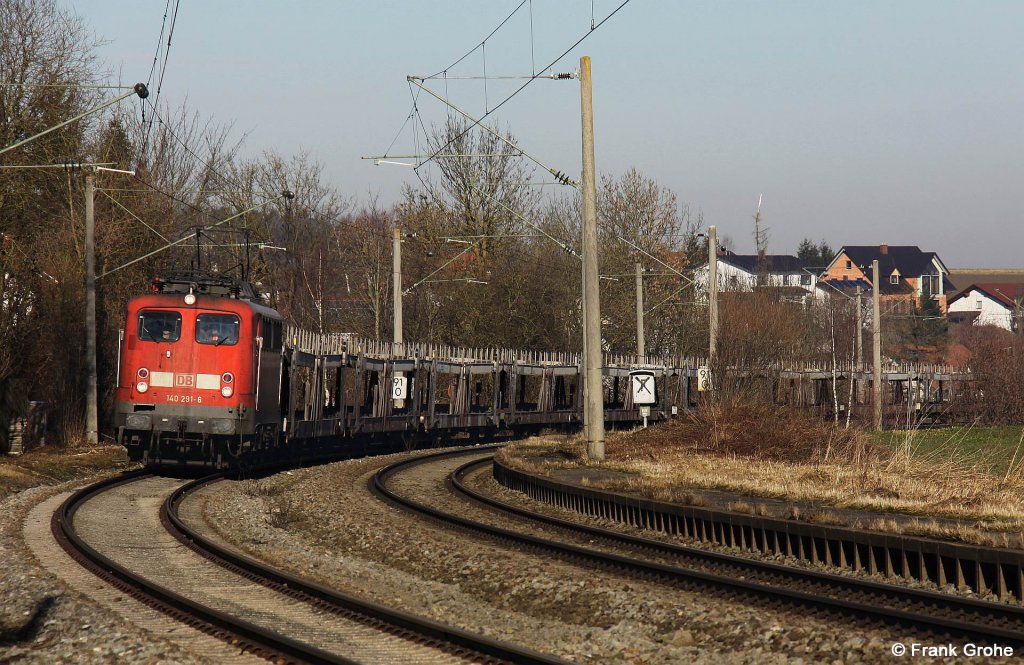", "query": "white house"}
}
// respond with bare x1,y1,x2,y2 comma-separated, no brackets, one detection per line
947,283,1024,331
694,253,815,302
695,253,814,289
